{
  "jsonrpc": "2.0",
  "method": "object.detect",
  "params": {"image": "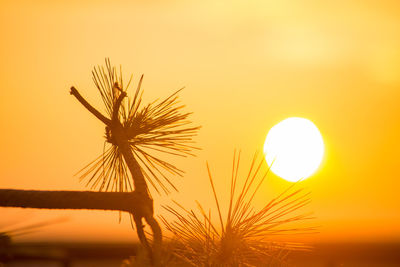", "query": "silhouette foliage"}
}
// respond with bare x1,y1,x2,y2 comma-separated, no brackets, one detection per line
77,59,200,194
